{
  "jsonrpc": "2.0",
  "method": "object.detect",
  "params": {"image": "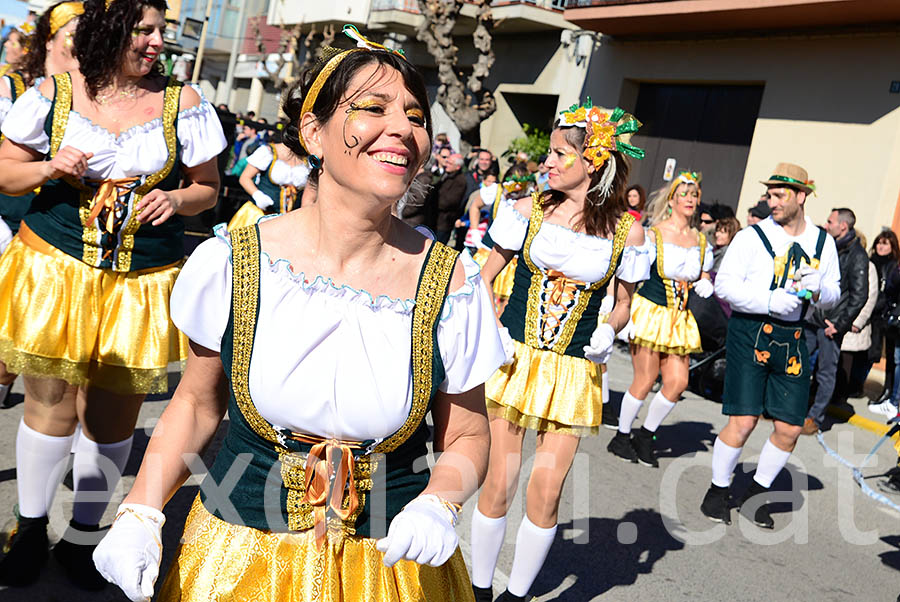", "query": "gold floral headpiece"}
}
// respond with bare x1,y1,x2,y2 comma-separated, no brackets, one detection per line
558,98,644,202
667,171,702,200
15,22,35,36
298,24,408,153
49,1,83,36
502,173,535,194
